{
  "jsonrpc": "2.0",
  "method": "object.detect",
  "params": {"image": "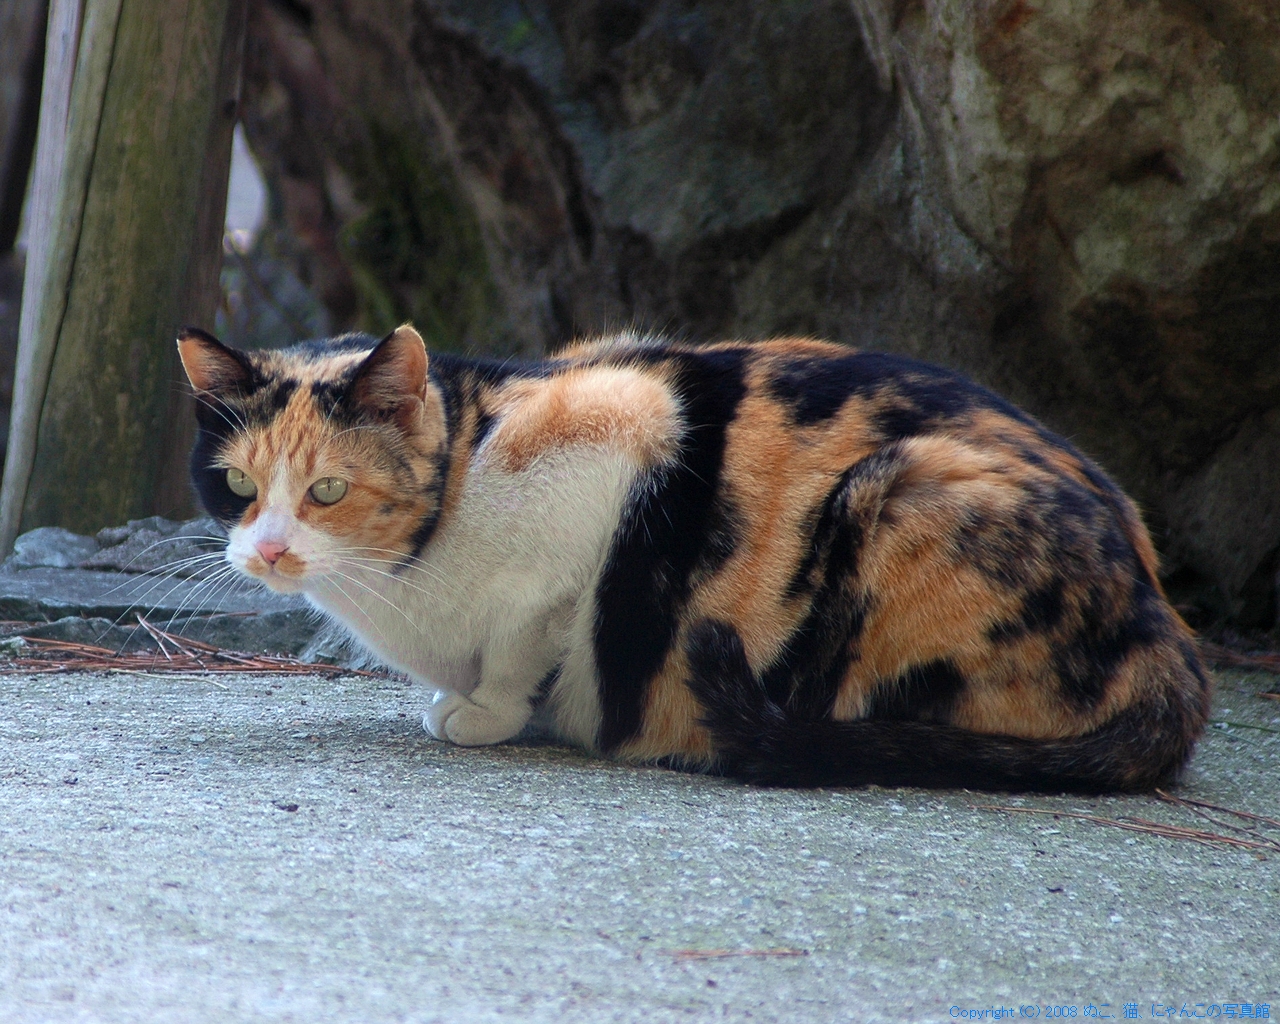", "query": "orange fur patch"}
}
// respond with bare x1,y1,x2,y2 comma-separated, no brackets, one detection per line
484,366,681,473
617,652,715,765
